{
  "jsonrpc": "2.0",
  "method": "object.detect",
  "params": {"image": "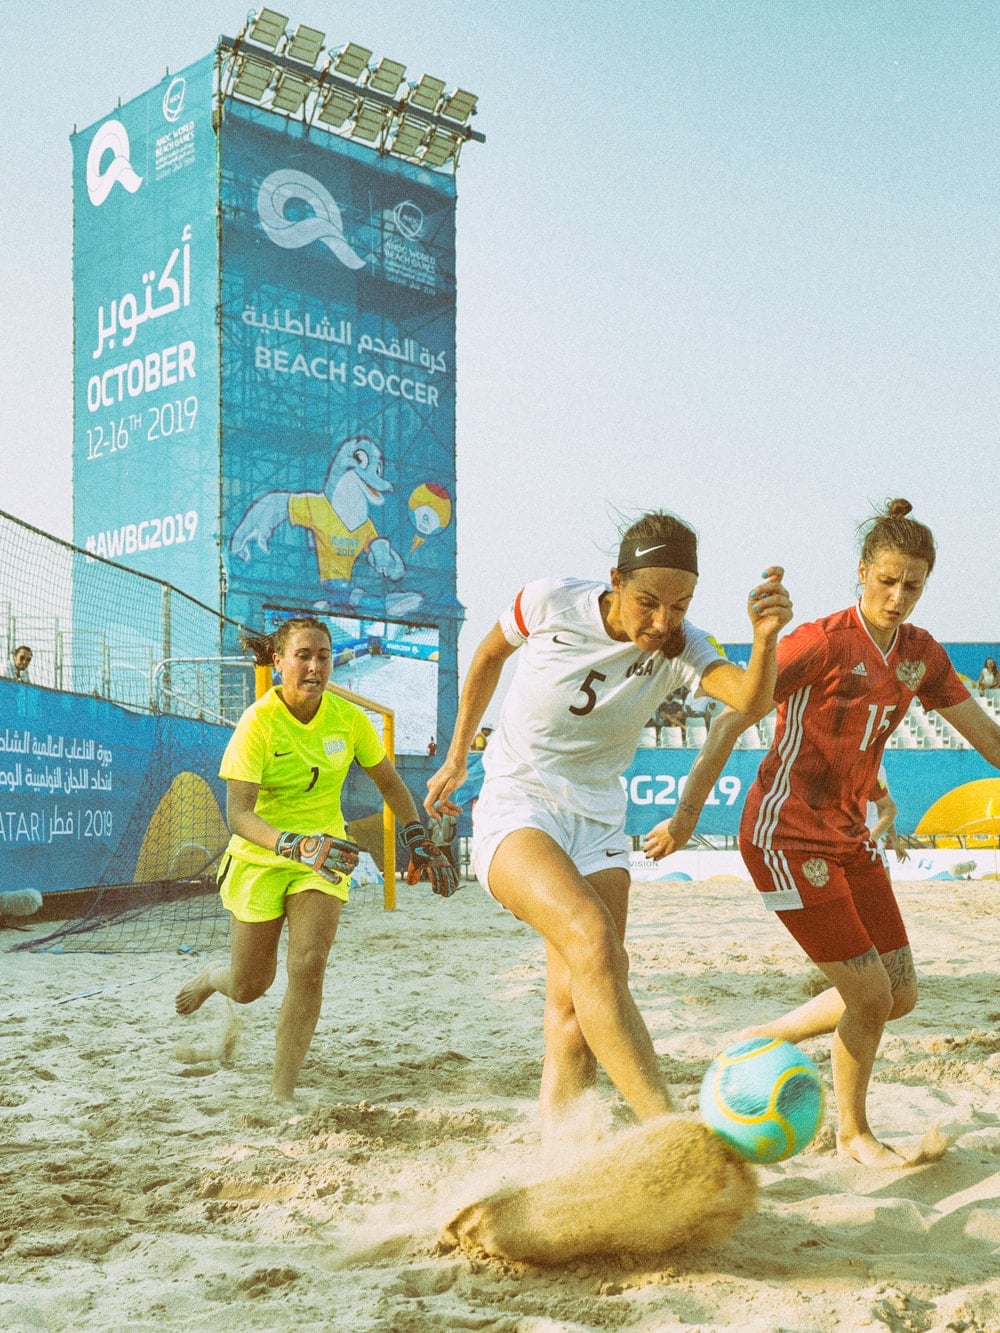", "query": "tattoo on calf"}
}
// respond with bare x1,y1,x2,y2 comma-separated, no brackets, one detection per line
844,947,880,973
881,946,916,992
